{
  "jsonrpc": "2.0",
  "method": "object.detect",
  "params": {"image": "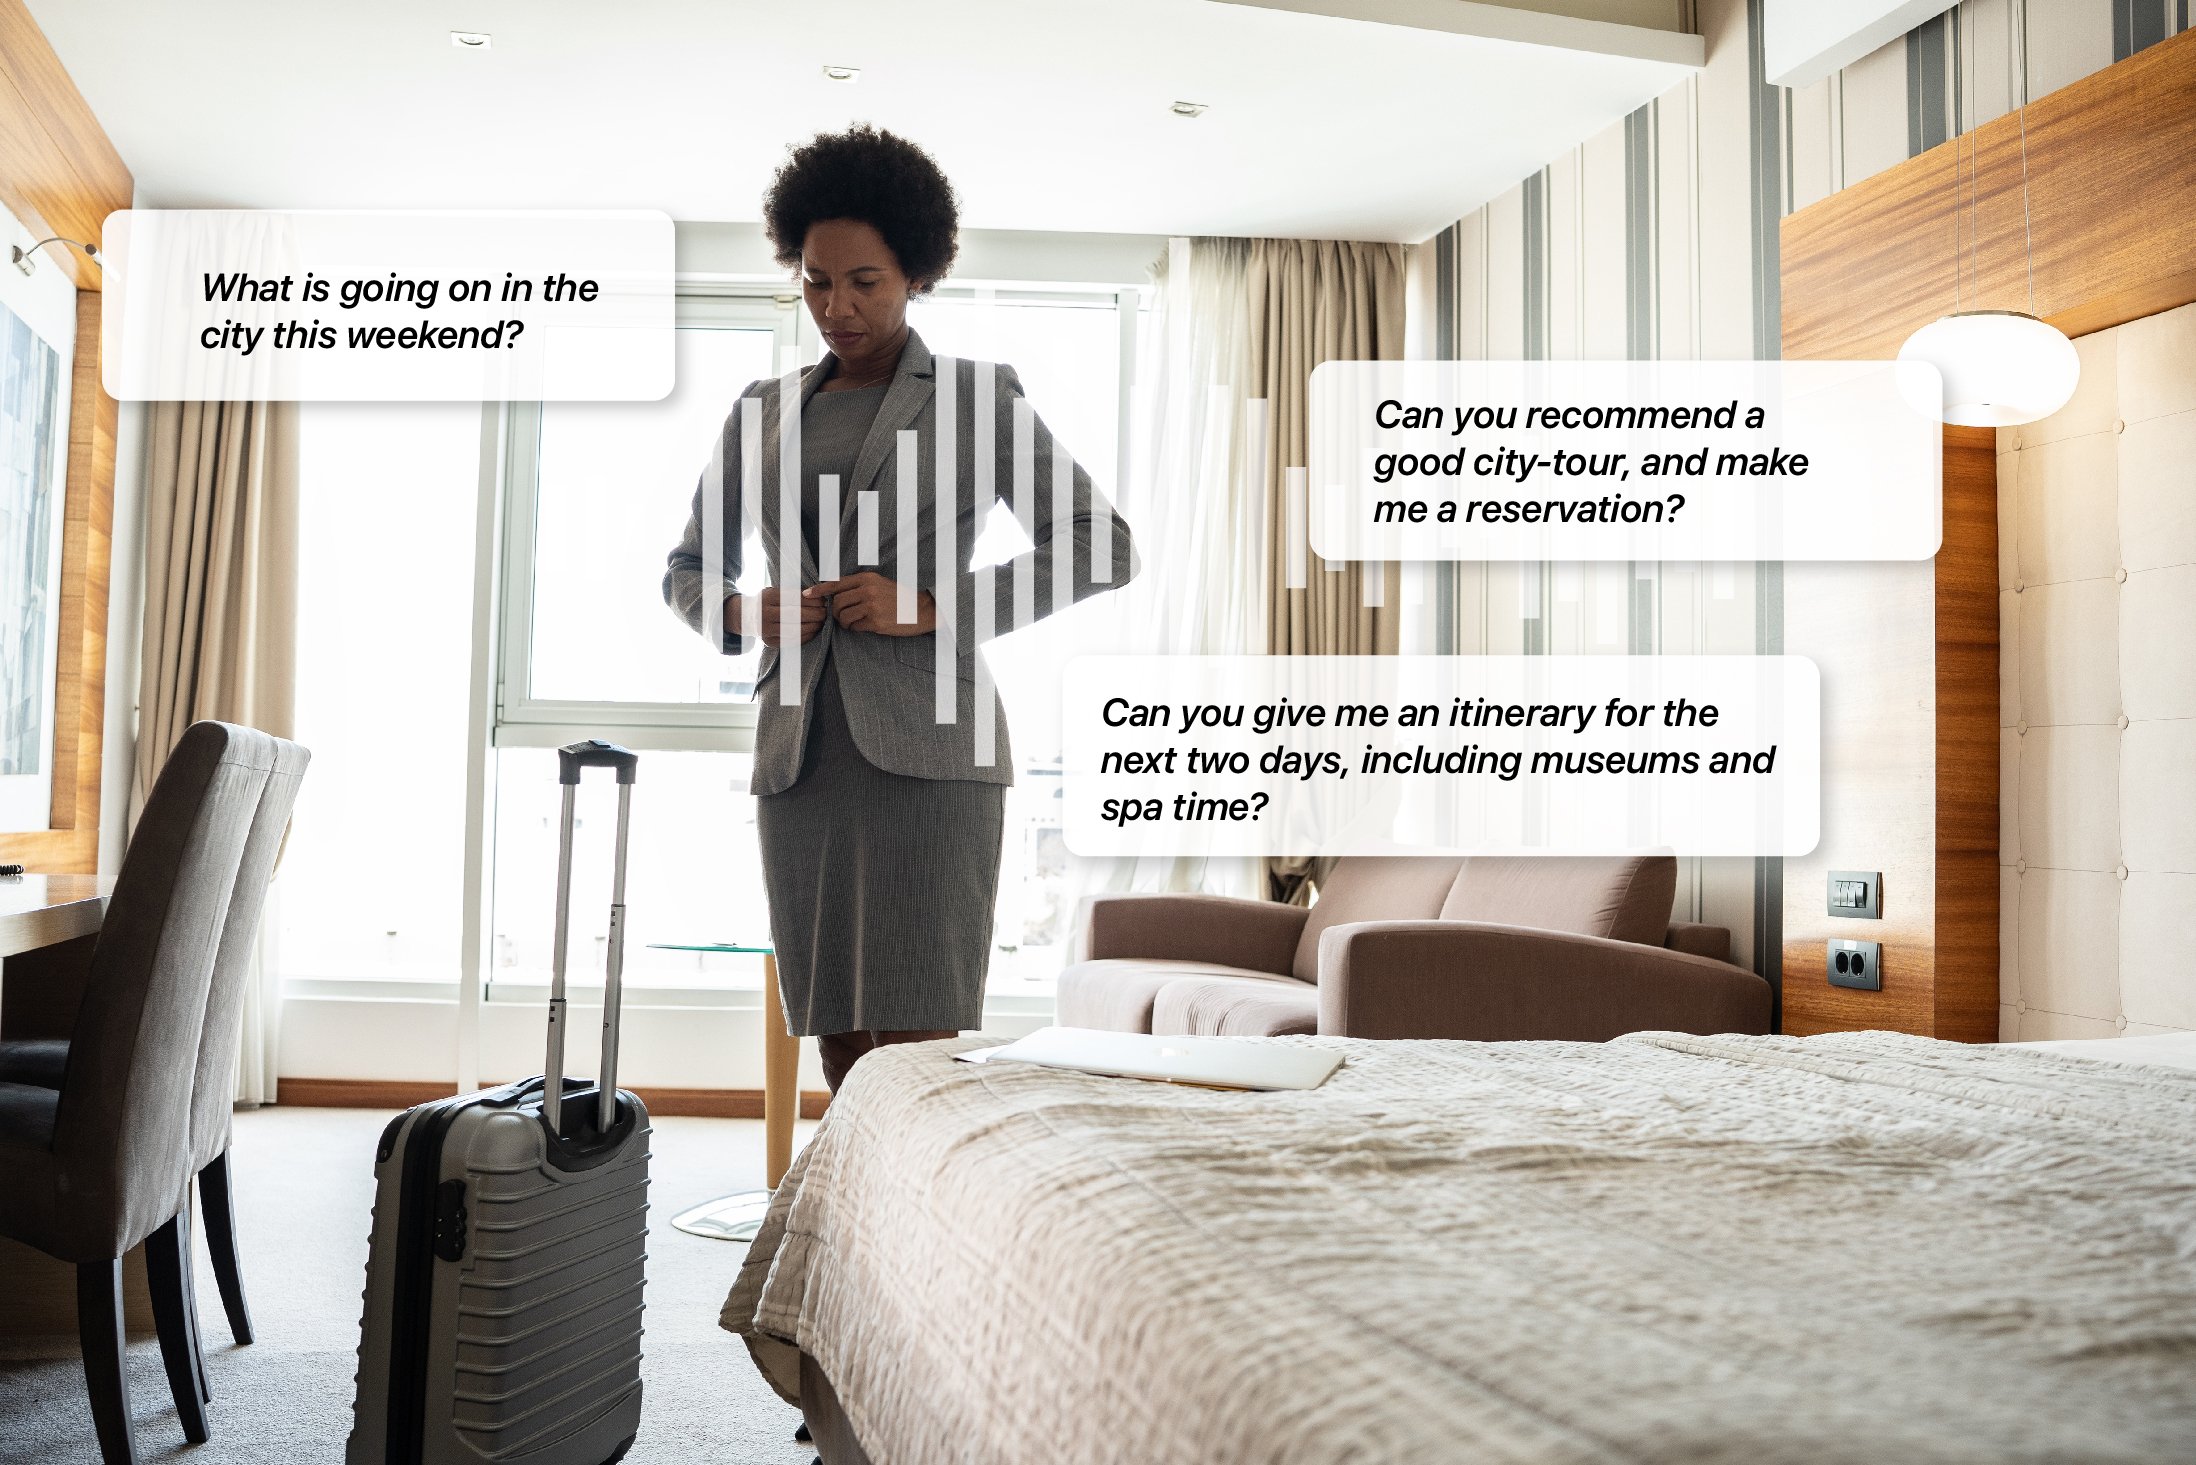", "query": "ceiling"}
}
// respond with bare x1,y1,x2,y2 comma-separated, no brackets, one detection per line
28,0,1697,244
